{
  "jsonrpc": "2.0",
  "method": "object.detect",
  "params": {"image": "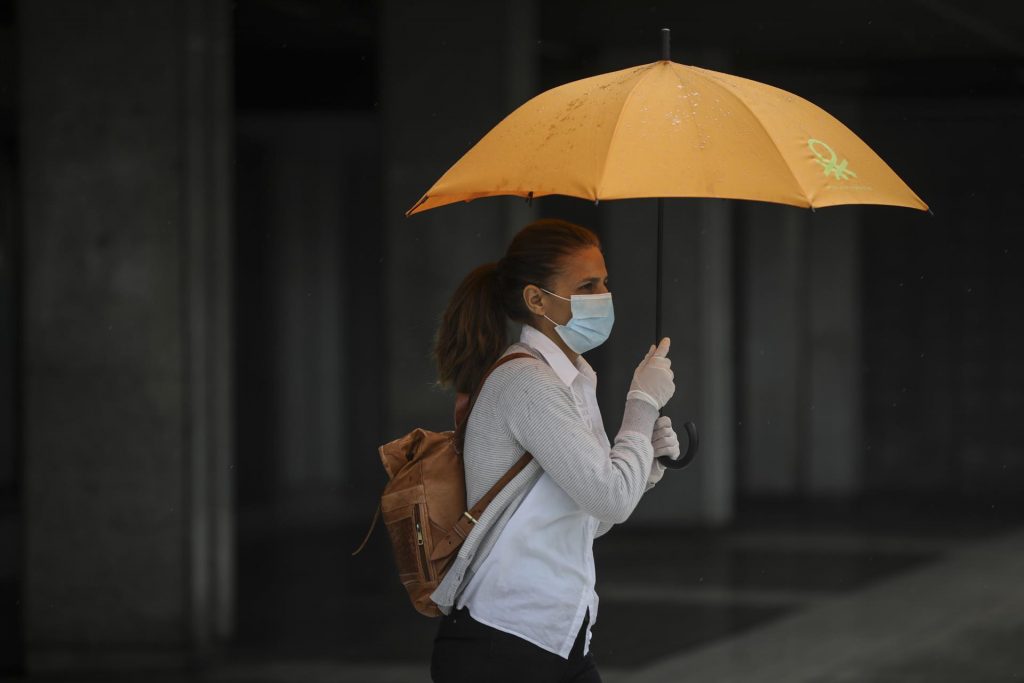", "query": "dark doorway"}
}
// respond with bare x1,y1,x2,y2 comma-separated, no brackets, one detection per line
0,0,22,675
230,0,393,661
